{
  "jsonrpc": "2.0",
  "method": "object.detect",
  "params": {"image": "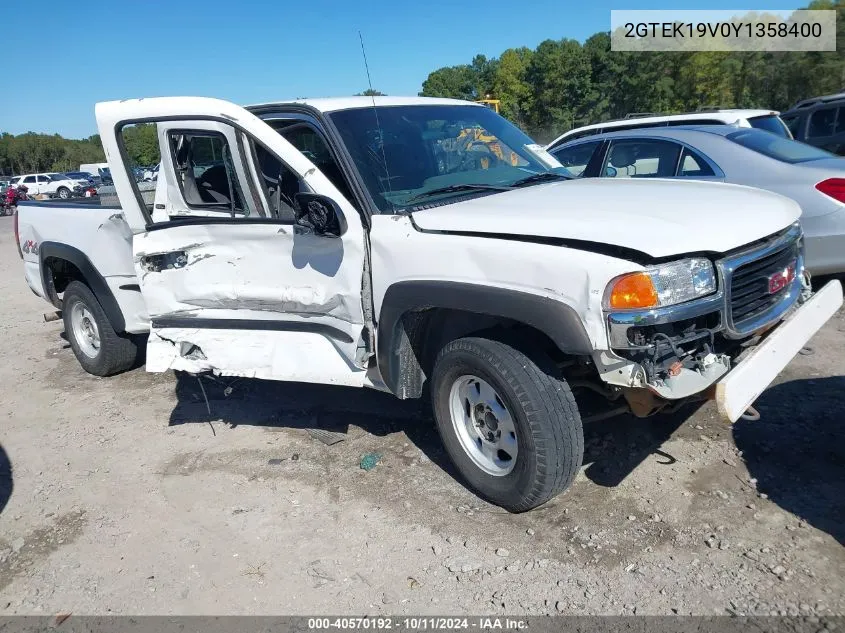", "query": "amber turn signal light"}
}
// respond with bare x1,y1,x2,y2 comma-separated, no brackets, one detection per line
607,272,659,310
